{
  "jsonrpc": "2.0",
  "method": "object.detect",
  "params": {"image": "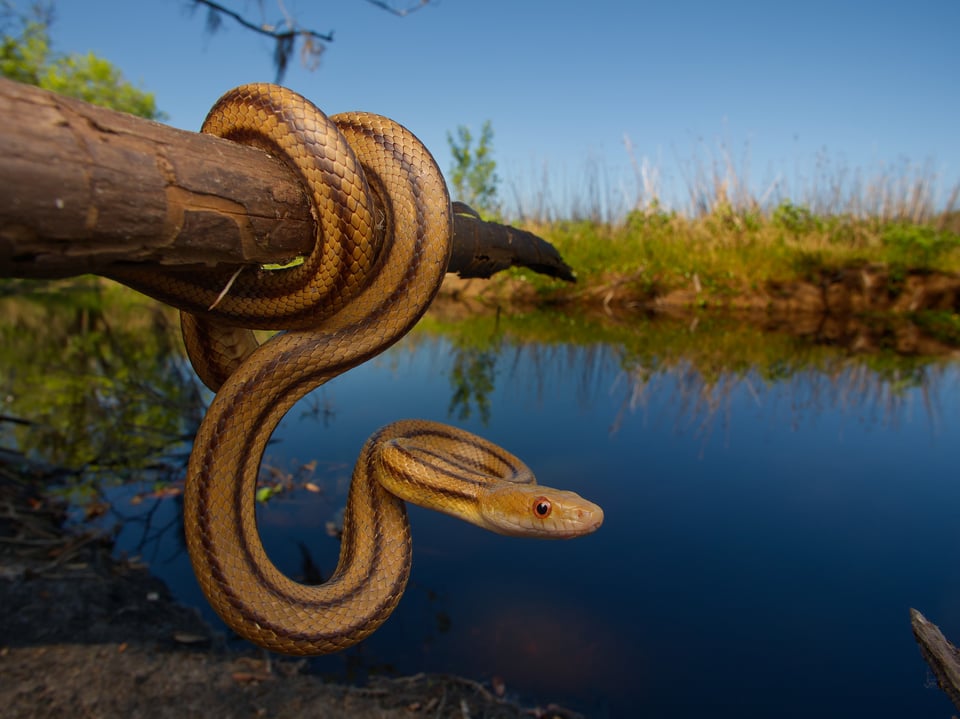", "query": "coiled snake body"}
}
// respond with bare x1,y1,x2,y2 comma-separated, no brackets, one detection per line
115,85,603,655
